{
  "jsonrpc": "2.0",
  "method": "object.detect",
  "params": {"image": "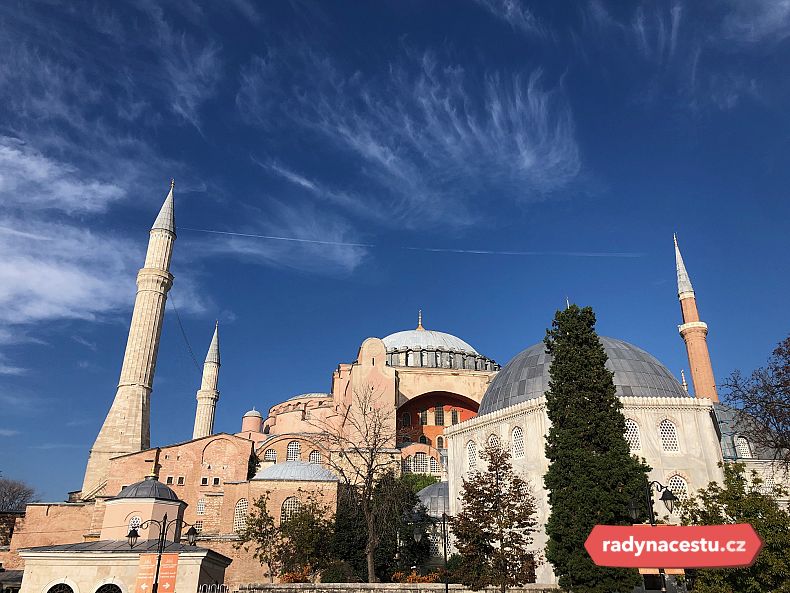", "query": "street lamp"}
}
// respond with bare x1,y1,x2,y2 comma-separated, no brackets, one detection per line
440,512,450,593
126,513,198,593
629,480,679,593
